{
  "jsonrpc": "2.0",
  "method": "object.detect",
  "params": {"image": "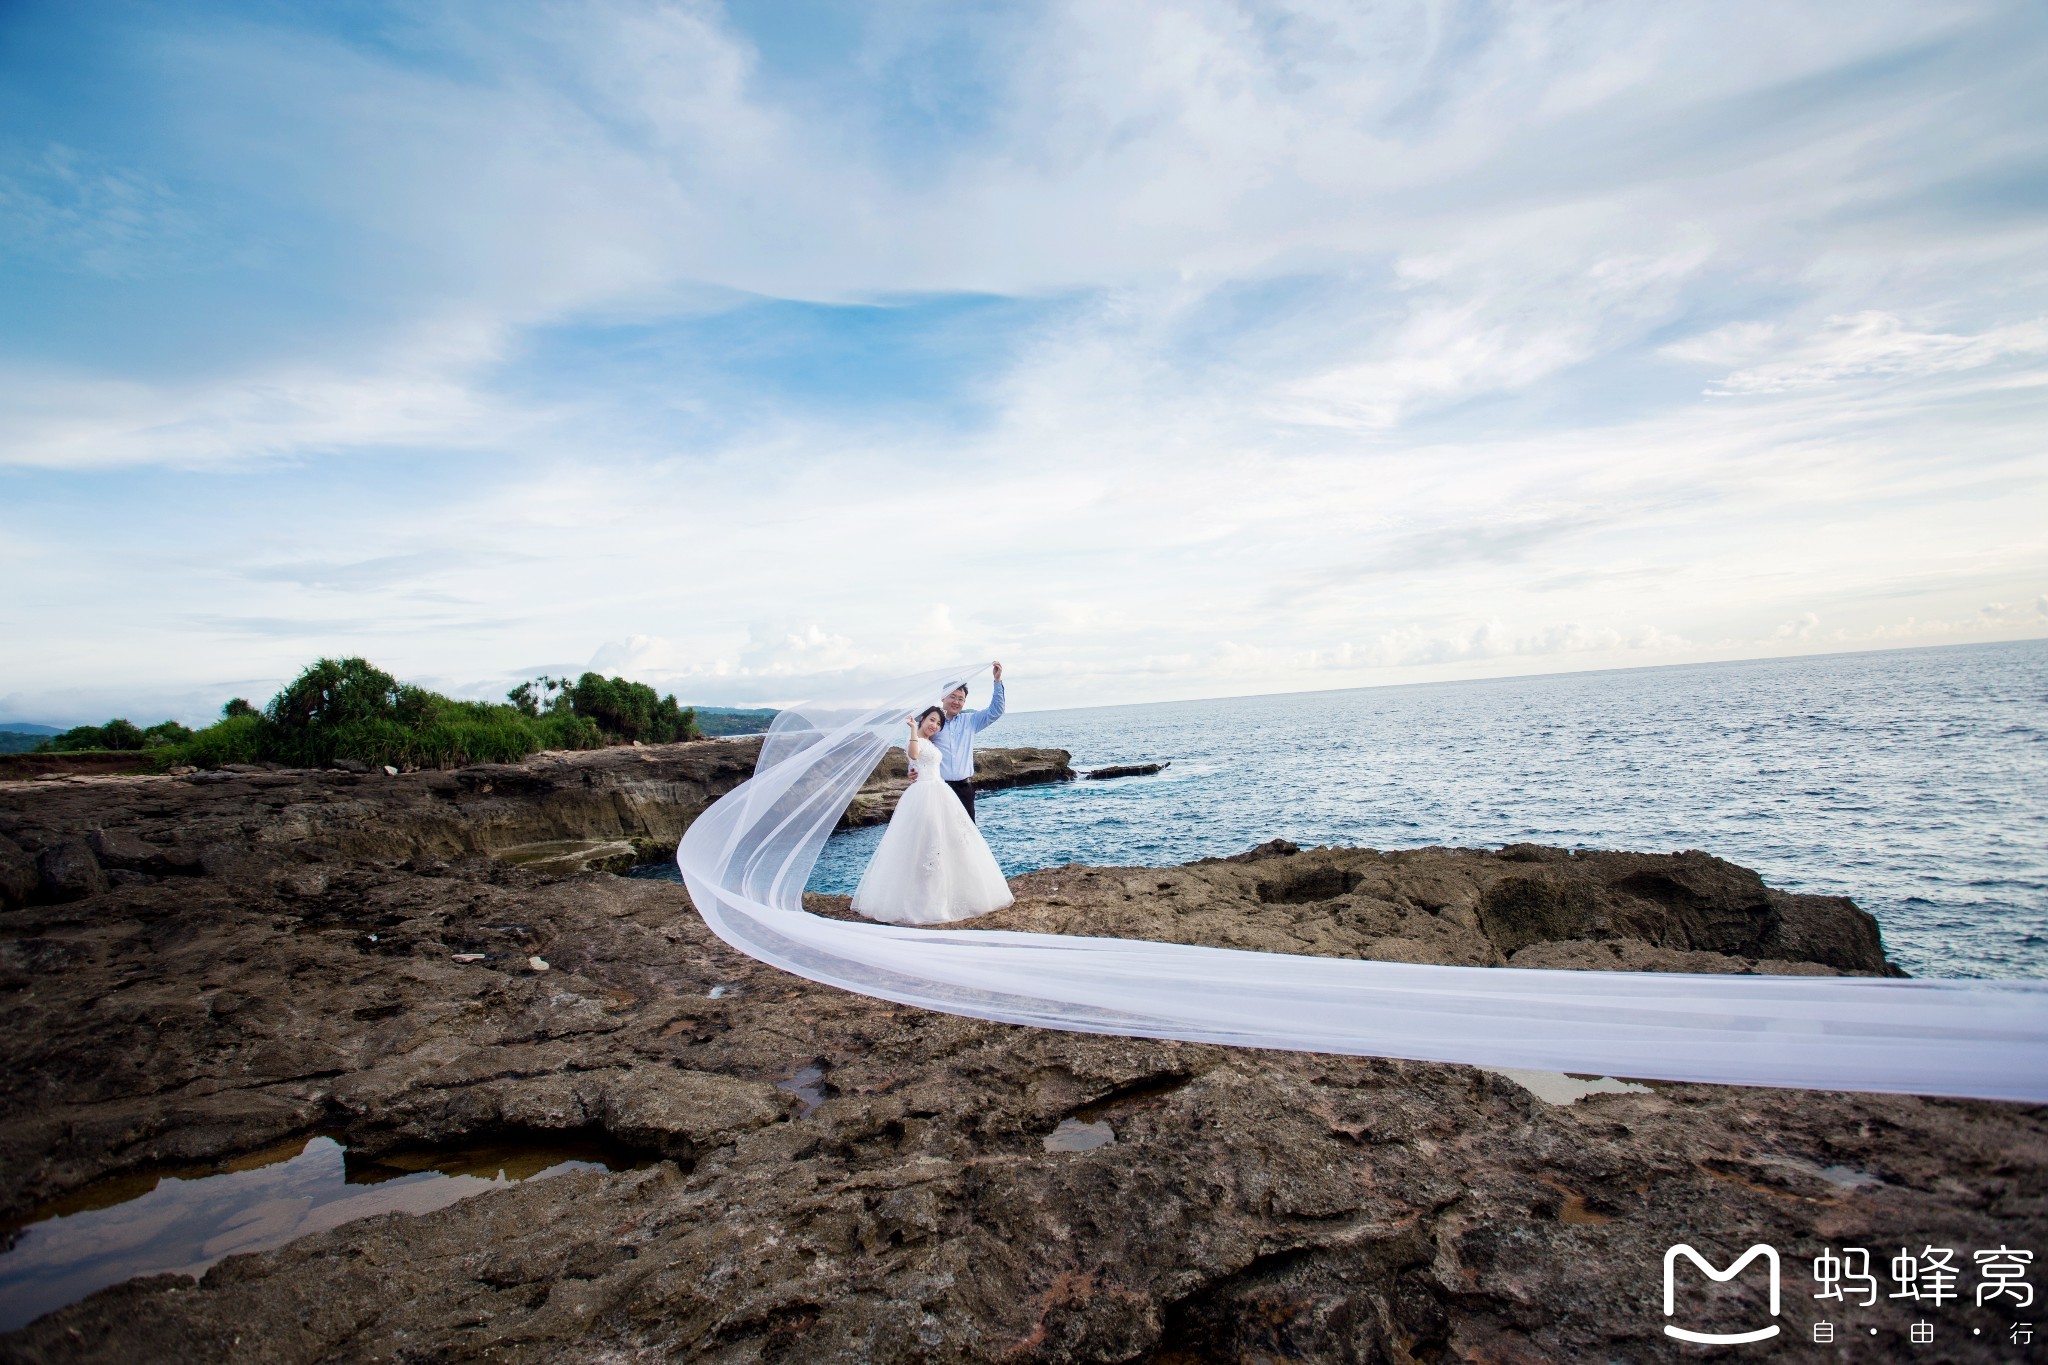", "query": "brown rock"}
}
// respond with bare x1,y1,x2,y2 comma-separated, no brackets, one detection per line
0,834,37,911
84,827,199,876
1764,887,1896,973
993,844,1894,977
1219,837,1300,862
33,840,106,903
0,775,2029,1364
